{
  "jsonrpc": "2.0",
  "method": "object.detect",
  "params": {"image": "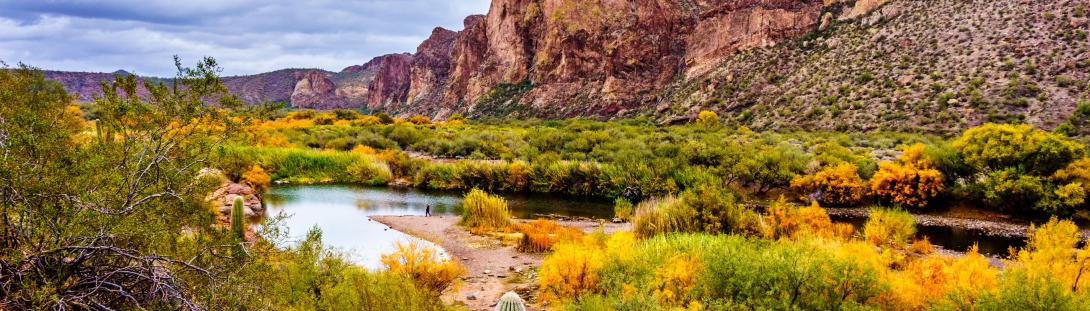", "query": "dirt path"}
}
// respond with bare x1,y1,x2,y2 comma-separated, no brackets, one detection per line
371,215,627,310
